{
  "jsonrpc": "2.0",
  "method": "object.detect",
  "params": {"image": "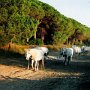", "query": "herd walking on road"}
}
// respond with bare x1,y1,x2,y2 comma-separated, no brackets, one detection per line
25,45,90,71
